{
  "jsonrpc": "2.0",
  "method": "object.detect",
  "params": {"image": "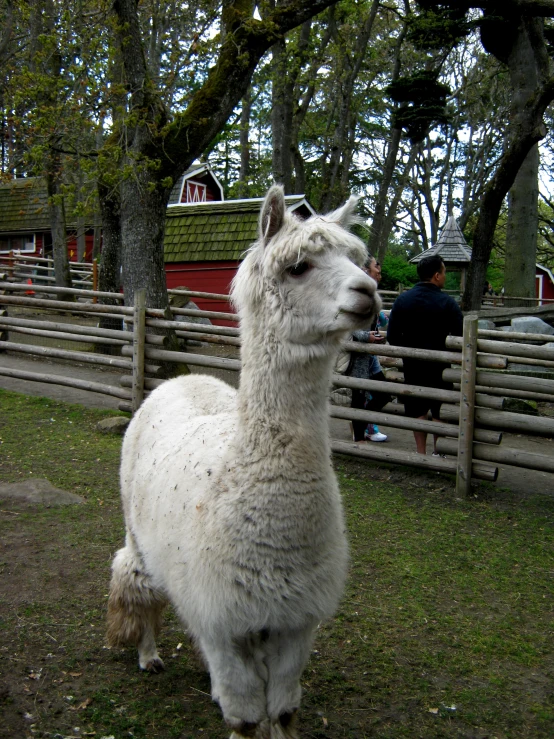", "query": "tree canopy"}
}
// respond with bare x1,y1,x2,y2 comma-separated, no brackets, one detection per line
1,0,554,311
